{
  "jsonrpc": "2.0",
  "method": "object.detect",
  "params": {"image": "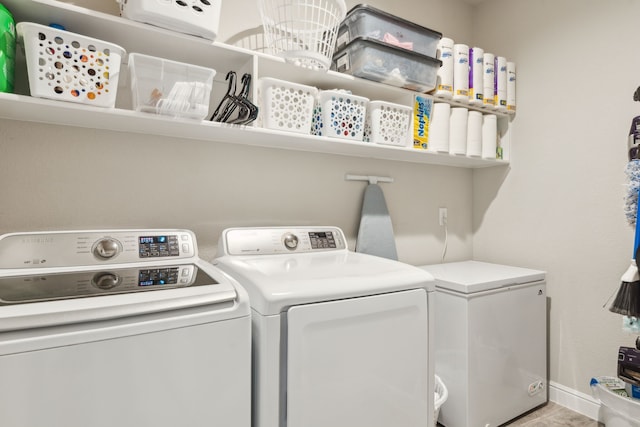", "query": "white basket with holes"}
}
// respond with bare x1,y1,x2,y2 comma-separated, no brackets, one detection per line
364,101,412,146
117,0,222,40
16,22,125,108
311,90,369,141
258,77,318,134
258,0,347,70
